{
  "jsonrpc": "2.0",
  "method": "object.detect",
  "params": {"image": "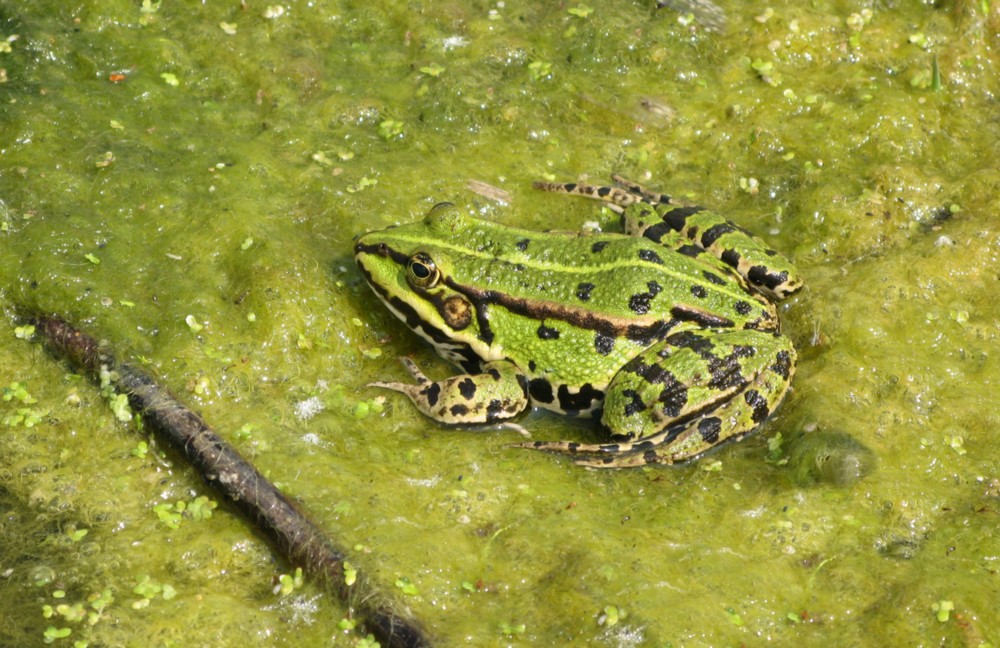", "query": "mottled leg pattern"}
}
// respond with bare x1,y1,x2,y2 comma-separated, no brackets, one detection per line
609,174,675,205
532,174,676,212
514,329,795,468
532,179,642,211
370,357,530,425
